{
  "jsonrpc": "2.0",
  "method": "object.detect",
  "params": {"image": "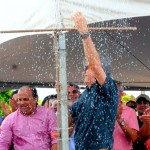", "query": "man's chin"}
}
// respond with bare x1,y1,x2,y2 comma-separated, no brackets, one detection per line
21,110,29,115
20,107,30,114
